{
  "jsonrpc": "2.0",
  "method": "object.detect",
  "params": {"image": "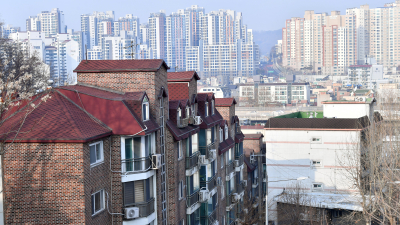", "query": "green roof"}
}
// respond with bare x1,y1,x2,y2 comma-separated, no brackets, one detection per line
274,111,324,119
